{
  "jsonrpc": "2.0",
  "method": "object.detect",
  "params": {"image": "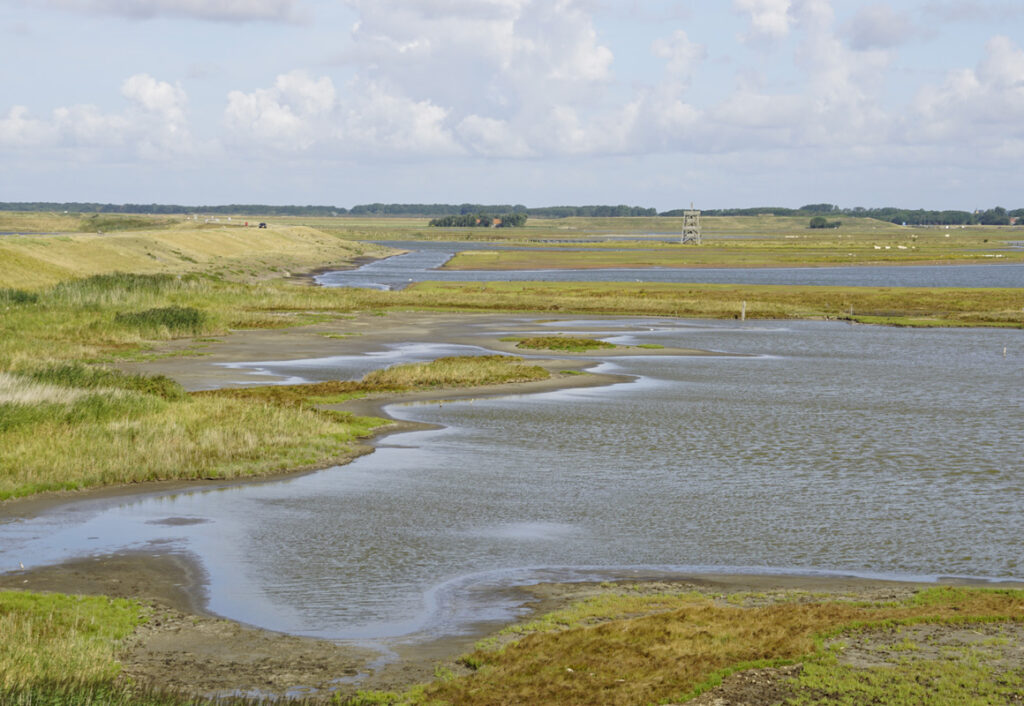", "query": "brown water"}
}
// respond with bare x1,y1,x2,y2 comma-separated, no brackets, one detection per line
1,319,1021,642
